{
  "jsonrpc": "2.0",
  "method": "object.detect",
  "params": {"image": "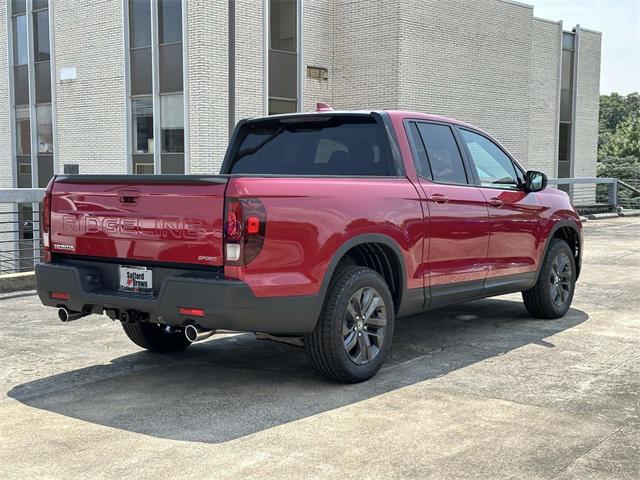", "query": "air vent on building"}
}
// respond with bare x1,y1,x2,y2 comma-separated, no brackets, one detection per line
64,164,79,174
307,66,328,80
